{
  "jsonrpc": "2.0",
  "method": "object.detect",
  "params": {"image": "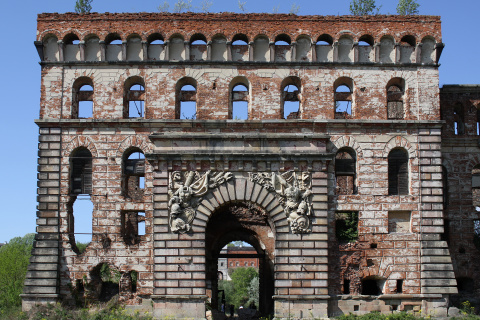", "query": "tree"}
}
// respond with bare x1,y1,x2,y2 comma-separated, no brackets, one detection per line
0,234,35,307
75,0,93,13
173,0,192,13
158,0,170,12
349,0,381,15
230,267,258,307
397,0,420,15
